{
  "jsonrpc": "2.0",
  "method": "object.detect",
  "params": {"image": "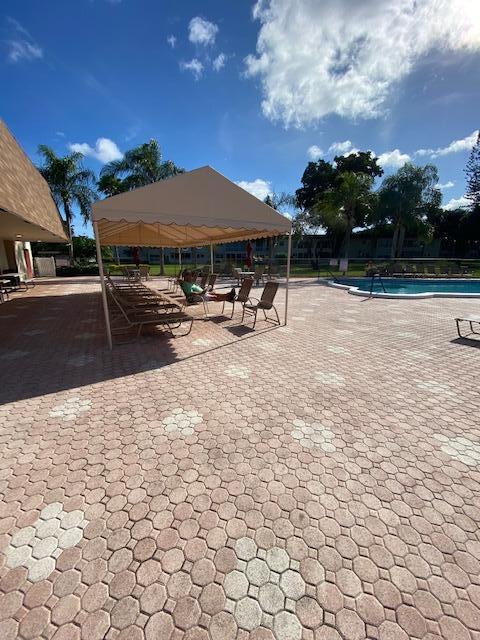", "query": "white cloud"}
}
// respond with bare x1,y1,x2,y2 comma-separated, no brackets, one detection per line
188,17,218,46
55,131,65,138
436,181,455,190
167,35,176,48
6,18,43,63
236,179,272,201
328,140,353,155
416,130,479,158
69,138,123,164
180,58,204,80
244,0,480,126
377,149,411,168
213,53,226,71
443,195,470,210
307,145,323,160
